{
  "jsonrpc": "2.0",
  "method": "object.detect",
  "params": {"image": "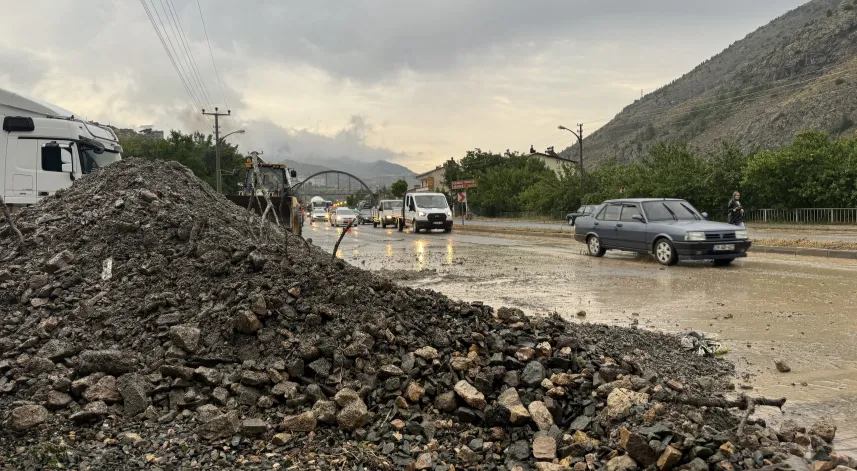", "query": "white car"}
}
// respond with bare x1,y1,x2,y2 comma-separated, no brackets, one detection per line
331,208,357,227
310,209,329,222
